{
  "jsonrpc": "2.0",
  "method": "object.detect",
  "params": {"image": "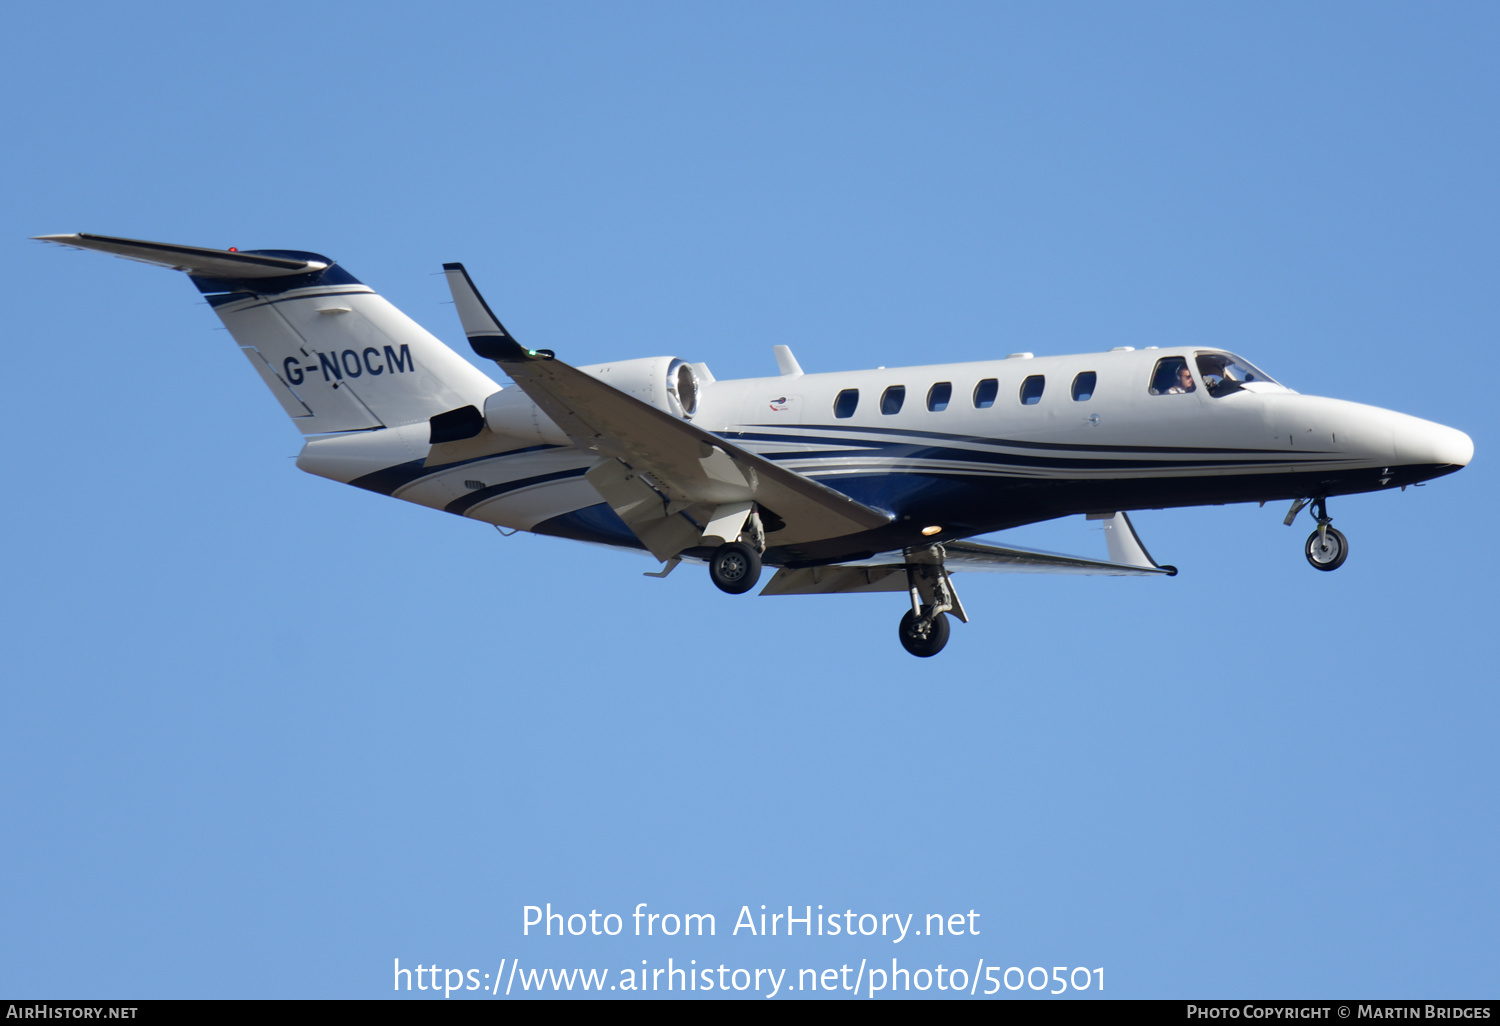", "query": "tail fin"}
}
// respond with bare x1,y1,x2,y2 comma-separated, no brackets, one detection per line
36,233,497,434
